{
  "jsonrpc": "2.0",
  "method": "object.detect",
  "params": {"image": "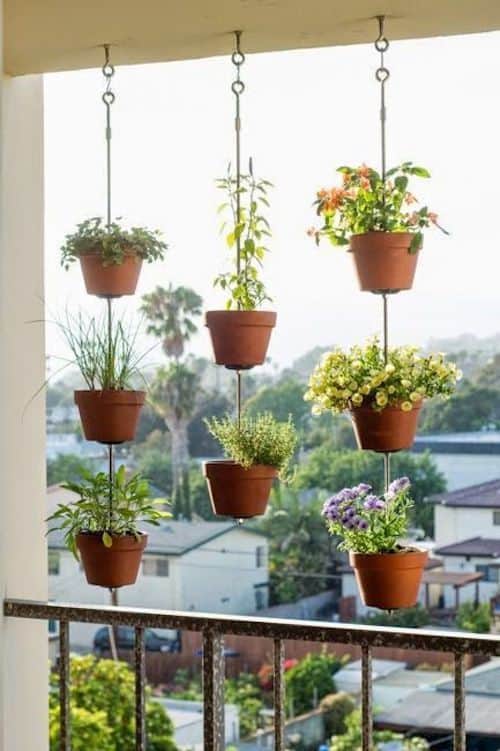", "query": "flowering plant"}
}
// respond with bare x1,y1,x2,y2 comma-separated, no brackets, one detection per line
215,163,273,310
322,477,413,553
308,162,448,253
304,338,460,415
